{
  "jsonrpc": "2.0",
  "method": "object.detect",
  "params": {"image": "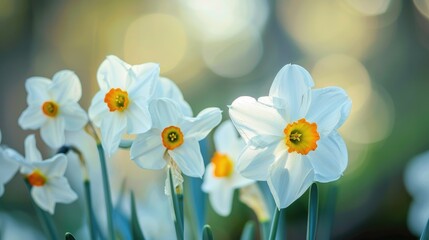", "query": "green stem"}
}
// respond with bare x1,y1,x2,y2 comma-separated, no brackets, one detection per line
421,217,429,240
97,143,115,240
168,168,184,240
178,193,184,235
83,180,97,240
24,181,58,240
268,208,281,240
261,220,270,240
306,183,319,240
202,225,214,240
